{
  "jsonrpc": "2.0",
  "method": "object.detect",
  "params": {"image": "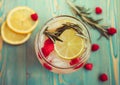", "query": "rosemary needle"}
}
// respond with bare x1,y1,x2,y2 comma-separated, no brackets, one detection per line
44,22,87,42
66,0,110,39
